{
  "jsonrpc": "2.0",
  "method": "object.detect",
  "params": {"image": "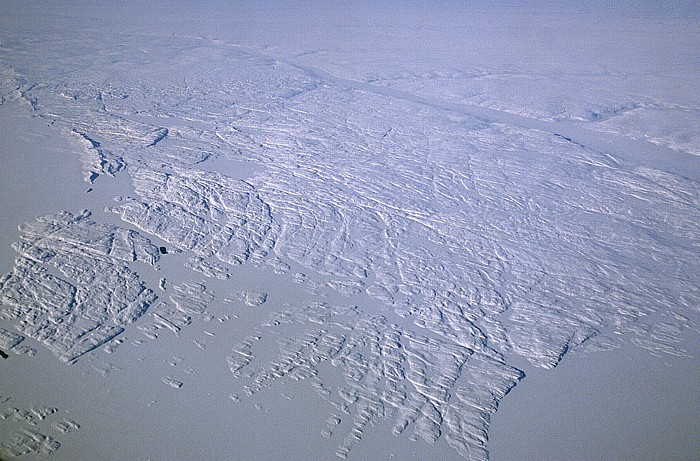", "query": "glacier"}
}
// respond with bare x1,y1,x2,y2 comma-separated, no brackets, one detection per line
0,2,698,460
